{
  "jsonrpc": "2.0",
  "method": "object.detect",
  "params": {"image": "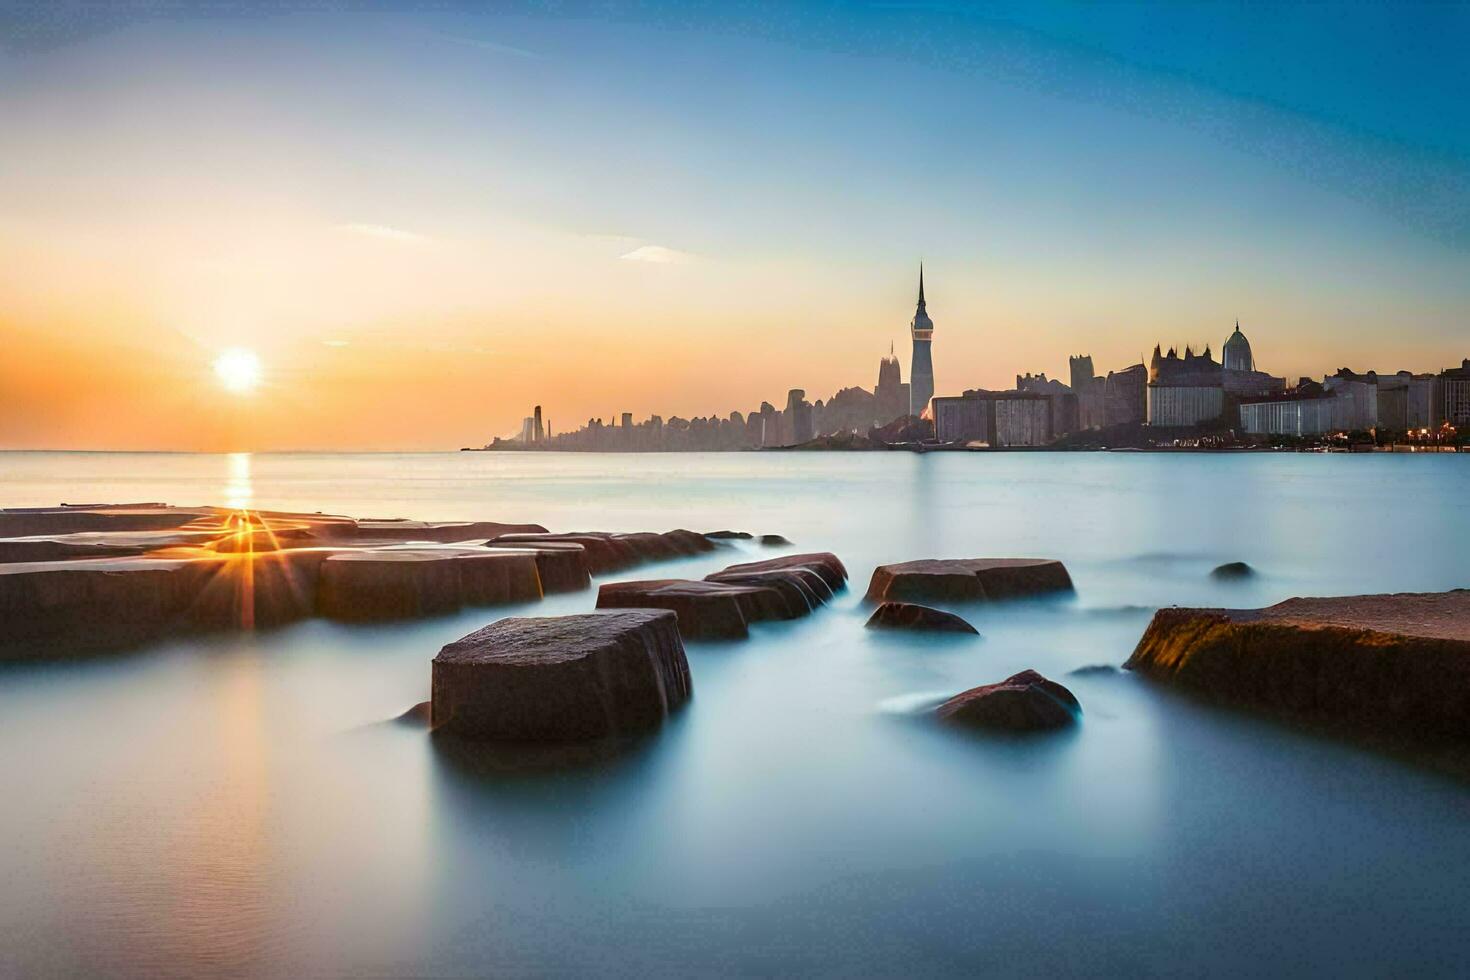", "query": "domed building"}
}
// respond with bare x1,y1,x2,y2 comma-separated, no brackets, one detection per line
1223,321,1254,372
